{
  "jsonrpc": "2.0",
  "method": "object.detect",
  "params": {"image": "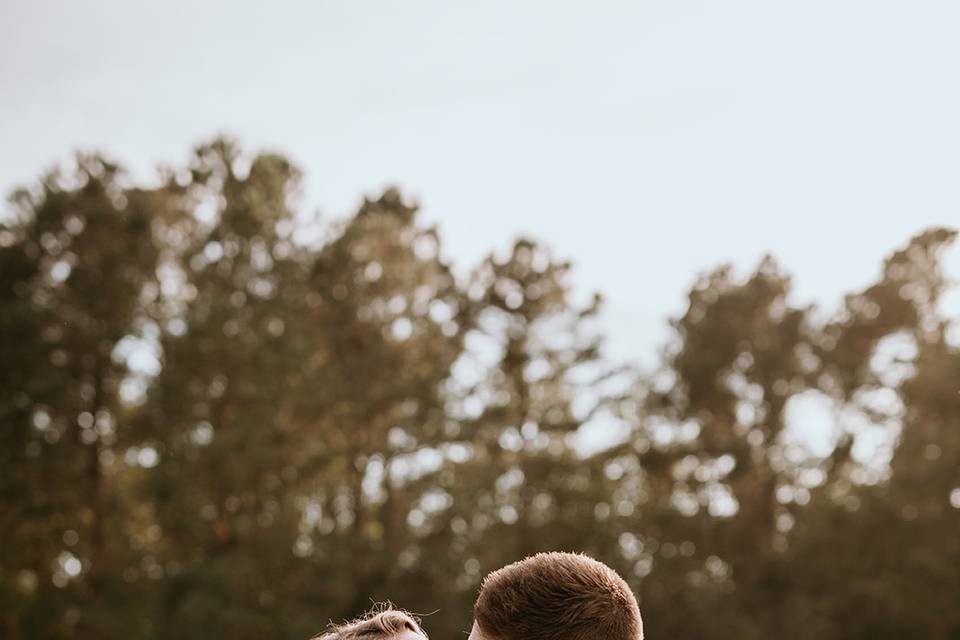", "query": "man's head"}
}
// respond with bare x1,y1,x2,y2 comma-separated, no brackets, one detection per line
469,552,643,640
314,607,427,640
